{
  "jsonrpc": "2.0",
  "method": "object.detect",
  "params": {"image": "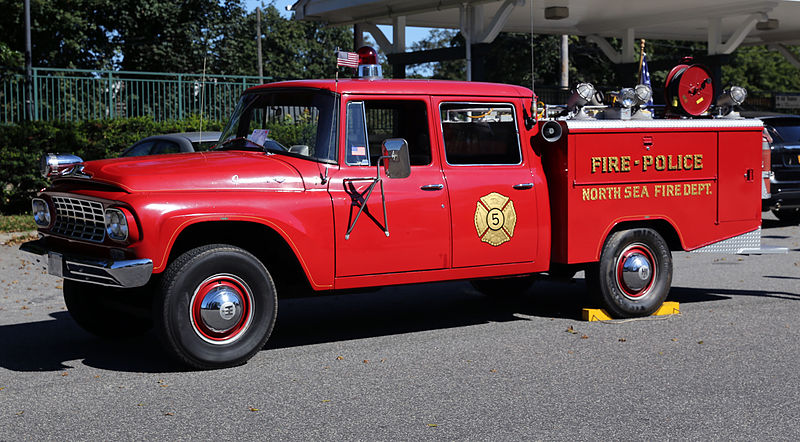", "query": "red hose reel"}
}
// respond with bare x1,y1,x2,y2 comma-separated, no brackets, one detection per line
664,61,715,116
